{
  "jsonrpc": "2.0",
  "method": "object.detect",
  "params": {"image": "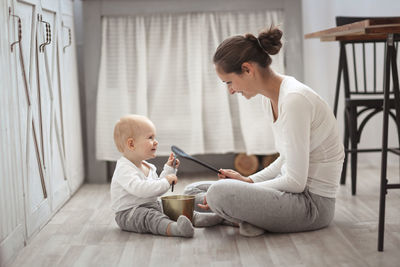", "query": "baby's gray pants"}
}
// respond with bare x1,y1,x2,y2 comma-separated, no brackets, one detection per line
115,202,172,235
184,179,335,233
